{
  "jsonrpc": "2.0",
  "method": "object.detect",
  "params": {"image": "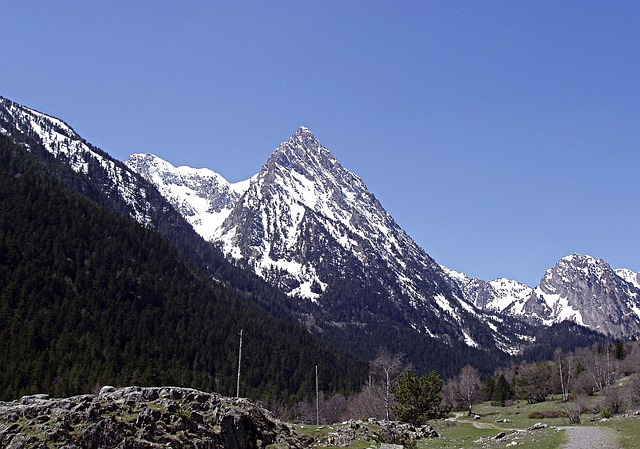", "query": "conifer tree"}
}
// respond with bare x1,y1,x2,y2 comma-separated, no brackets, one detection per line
391,370,444,424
